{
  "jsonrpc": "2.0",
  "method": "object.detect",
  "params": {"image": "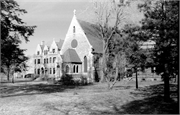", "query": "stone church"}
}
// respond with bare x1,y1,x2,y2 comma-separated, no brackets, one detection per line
34,10,103,82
